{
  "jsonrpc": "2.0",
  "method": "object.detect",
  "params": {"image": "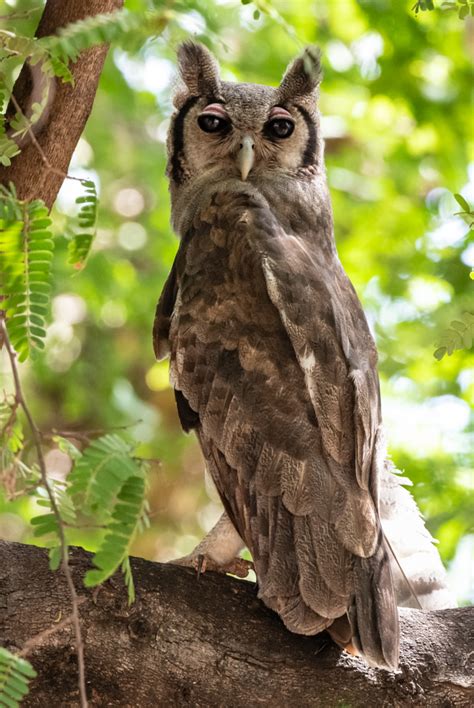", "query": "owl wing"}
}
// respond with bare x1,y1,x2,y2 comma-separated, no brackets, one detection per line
154,190,398,669
241,192,399,668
